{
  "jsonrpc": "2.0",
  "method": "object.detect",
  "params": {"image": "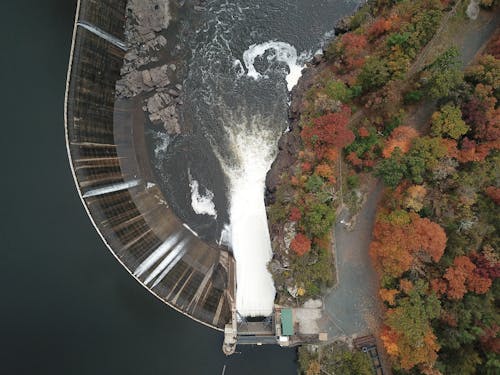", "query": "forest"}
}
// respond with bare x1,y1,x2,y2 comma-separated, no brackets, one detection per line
266,0,499,373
